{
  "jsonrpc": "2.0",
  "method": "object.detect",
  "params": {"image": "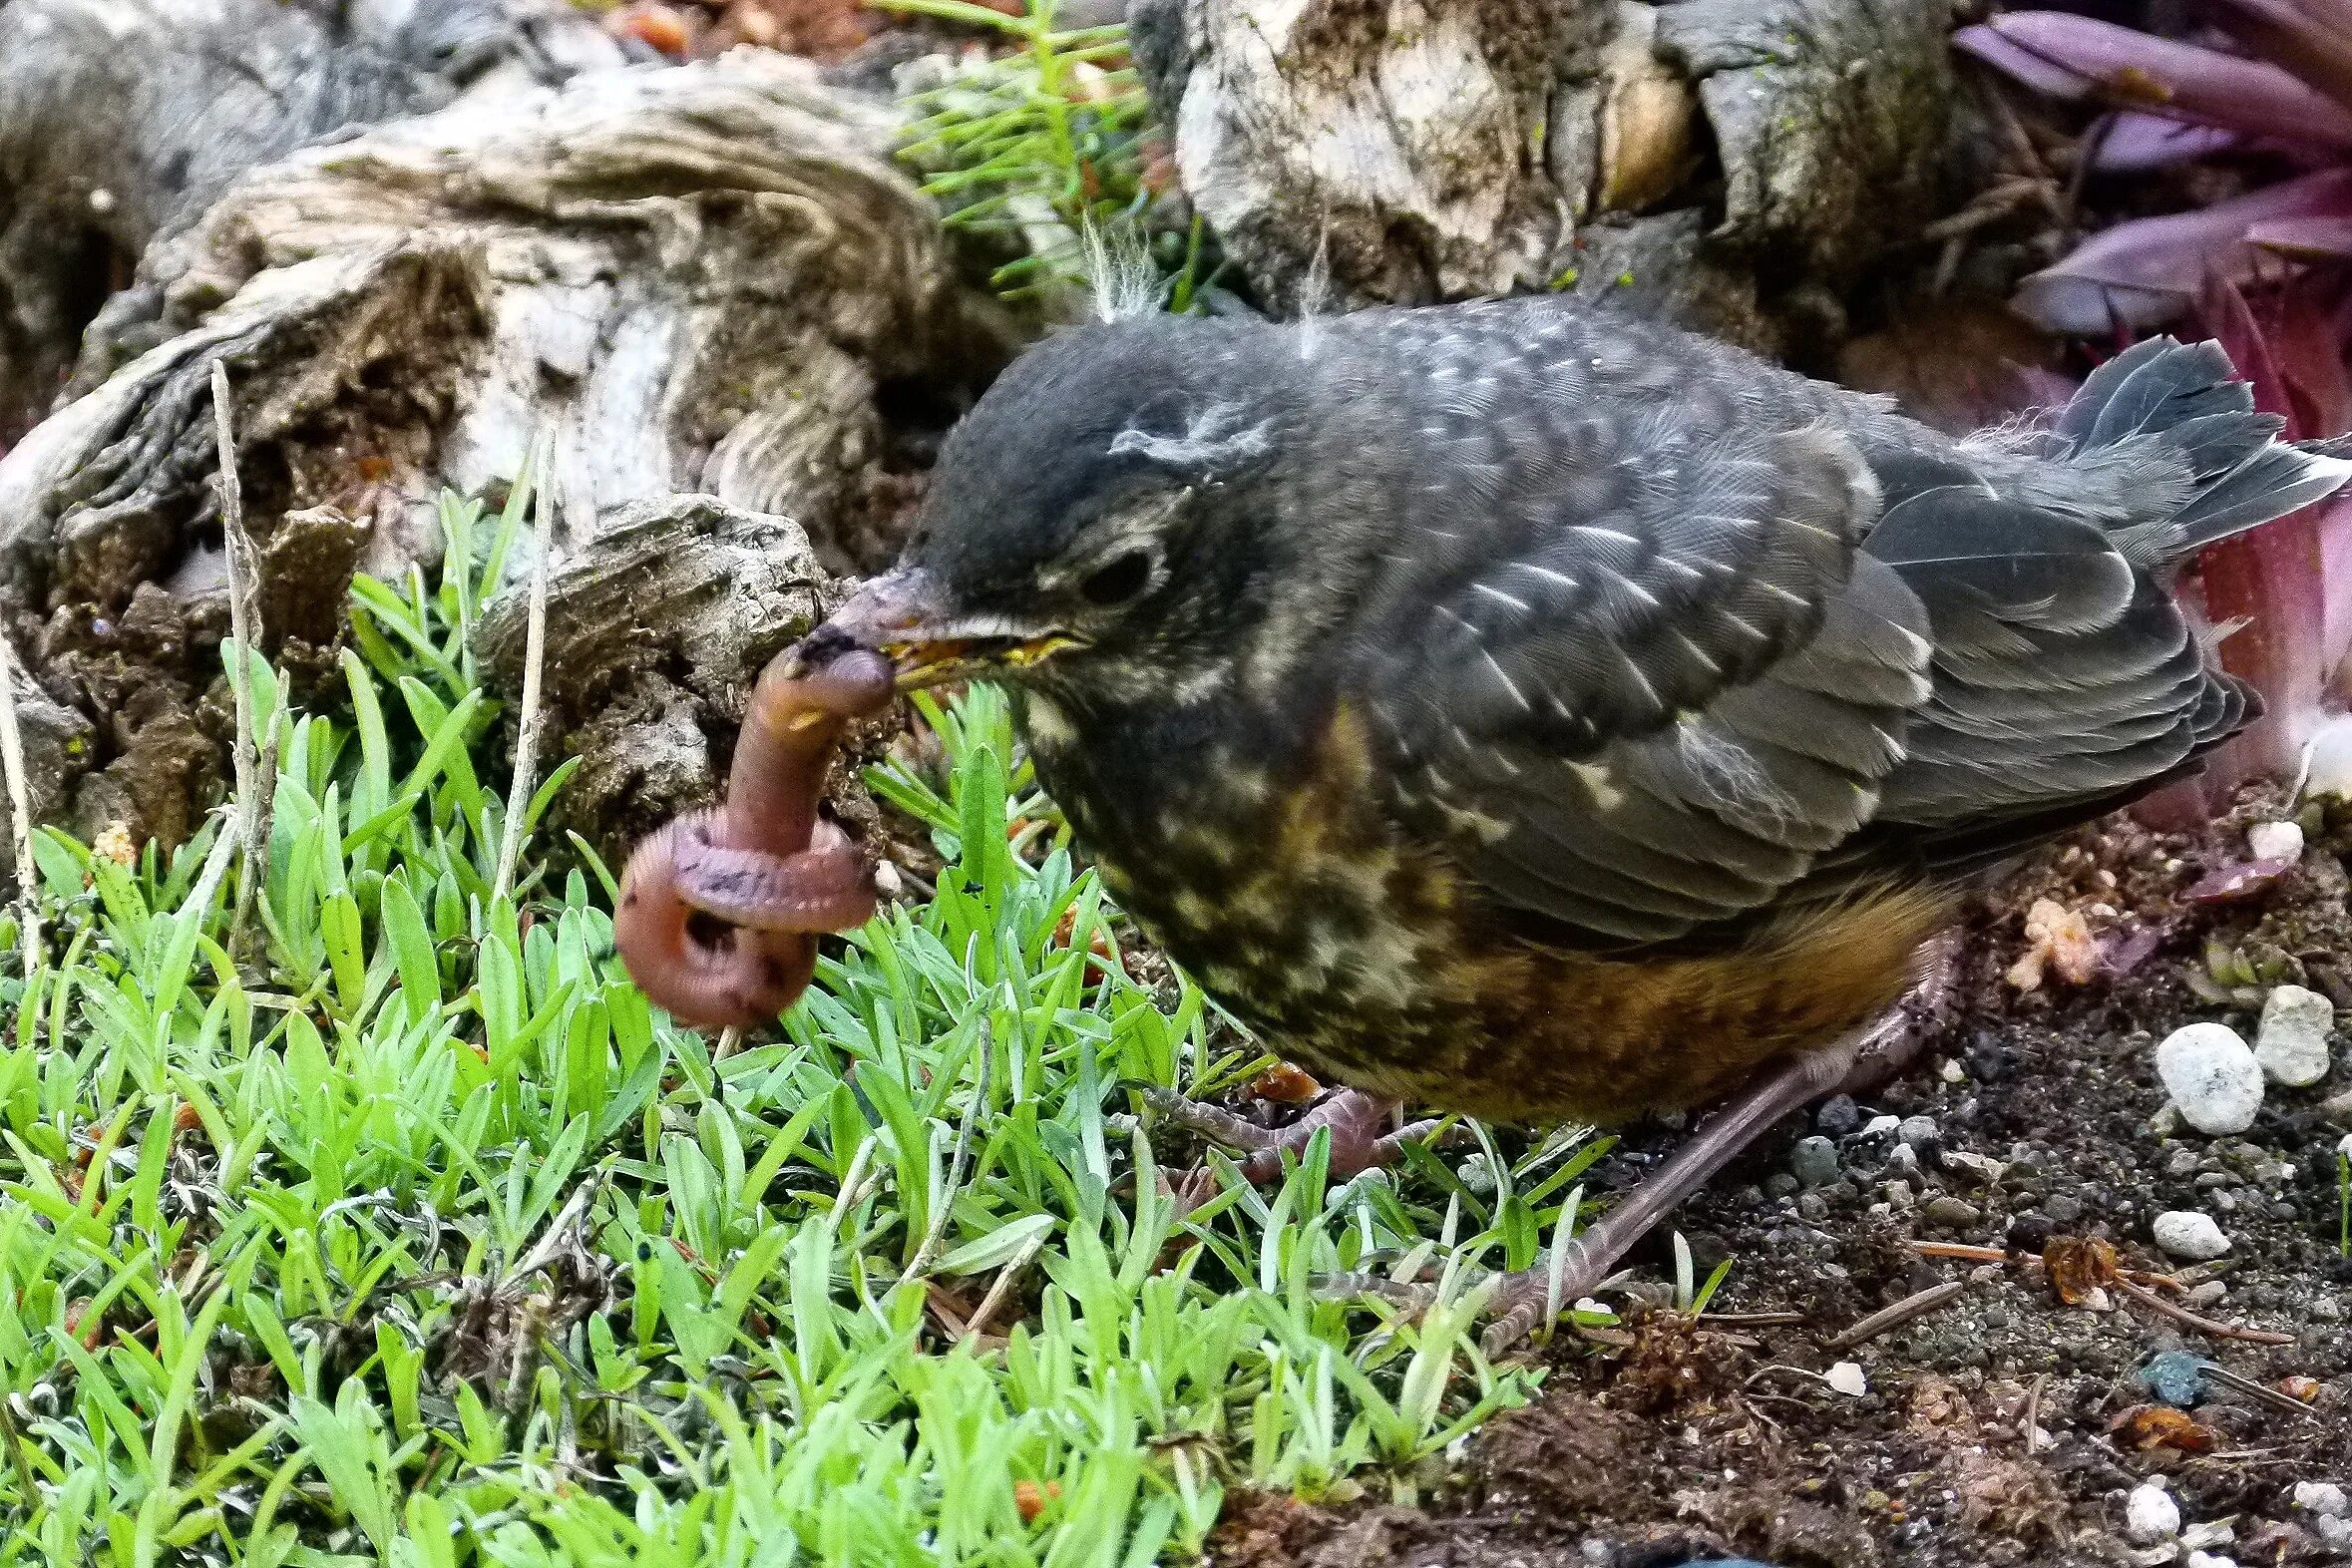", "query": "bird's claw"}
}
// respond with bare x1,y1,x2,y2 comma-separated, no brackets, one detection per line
1139,1084,1435,1183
